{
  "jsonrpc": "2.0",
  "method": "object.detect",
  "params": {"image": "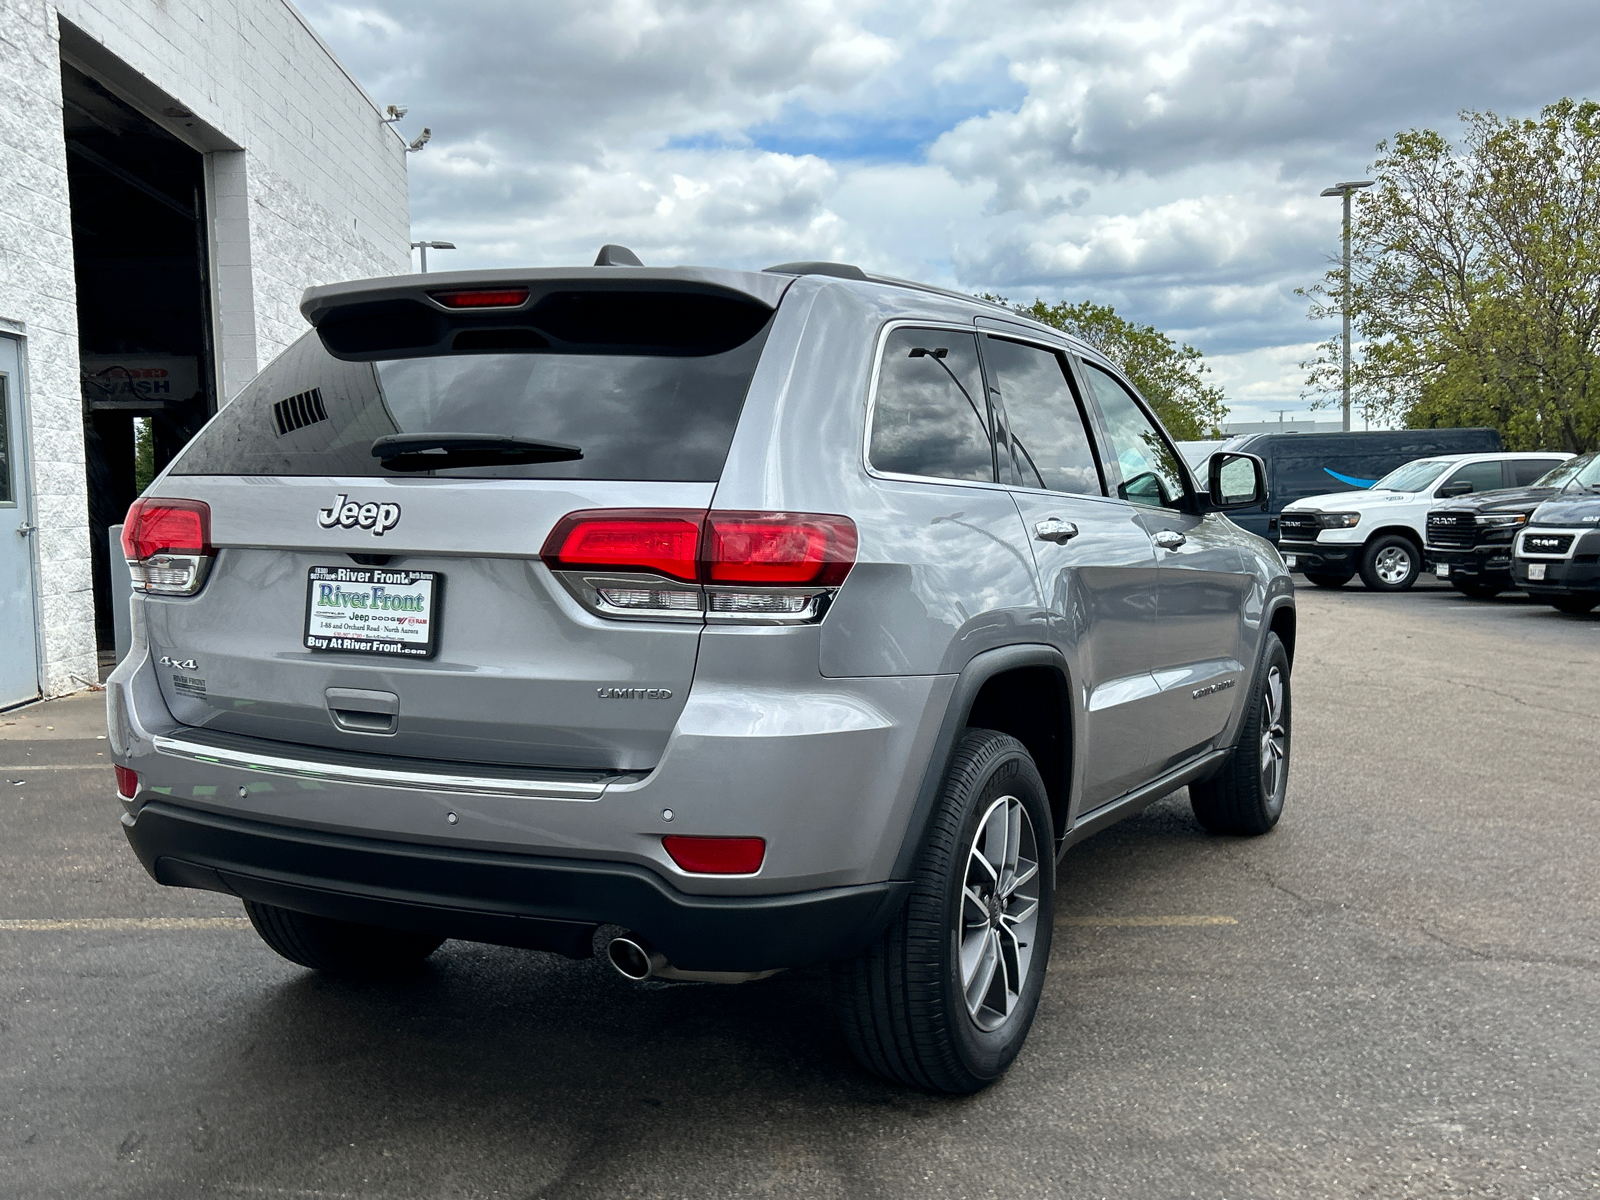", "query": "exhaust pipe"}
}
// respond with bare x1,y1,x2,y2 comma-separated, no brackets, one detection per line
605,934,782,985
